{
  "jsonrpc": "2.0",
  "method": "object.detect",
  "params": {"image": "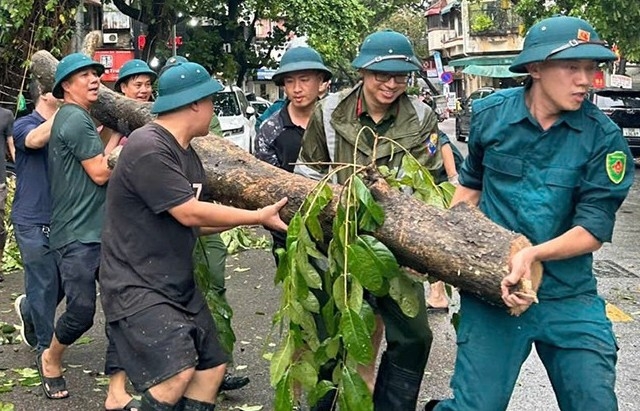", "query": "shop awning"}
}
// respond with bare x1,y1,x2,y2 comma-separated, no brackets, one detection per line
462,64,523,78
426,7,441,16
441,1,460,15
449,55,516,67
